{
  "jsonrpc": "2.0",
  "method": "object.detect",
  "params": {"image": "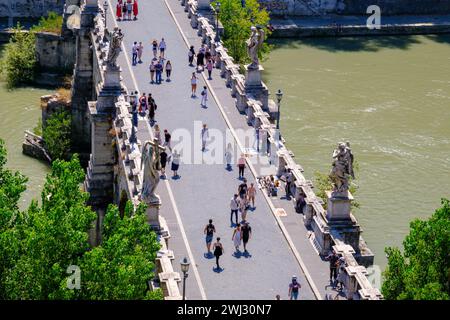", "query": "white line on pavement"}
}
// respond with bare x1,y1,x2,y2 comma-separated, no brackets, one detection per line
106,0,207,300
163,0,322,300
